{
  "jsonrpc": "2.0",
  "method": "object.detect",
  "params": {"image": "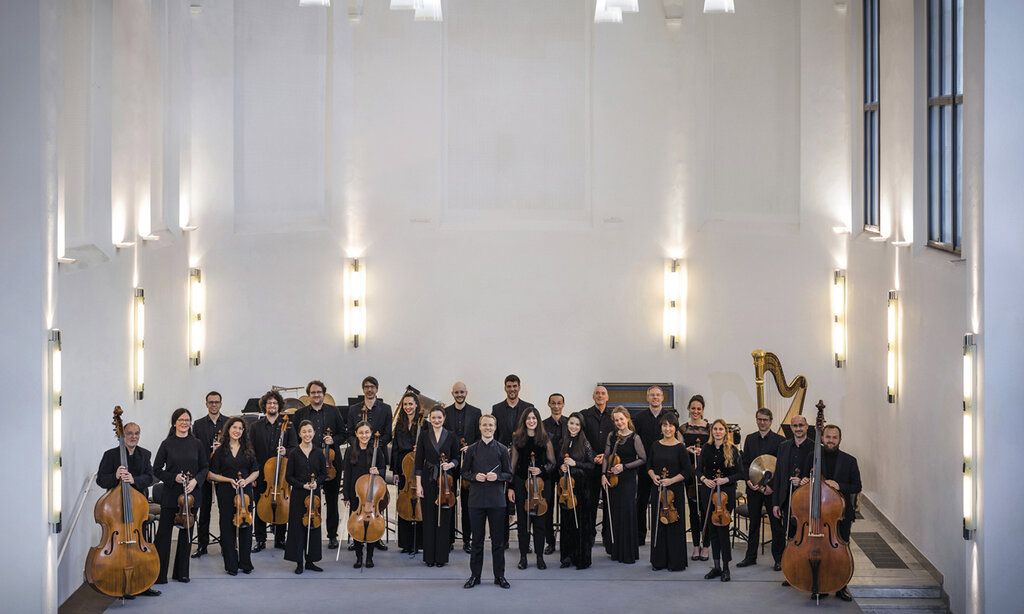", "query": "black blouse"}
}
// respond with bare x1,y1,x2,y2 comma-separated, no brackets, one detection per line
414,427,460,484
602,432,647,473
510,435,555,481
286,446,328,494
210,444,259,494
390,416,423,475
153,434,209,507
343,442,388,503
698,442,744,486
647,440,693,483
558,434,596,481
